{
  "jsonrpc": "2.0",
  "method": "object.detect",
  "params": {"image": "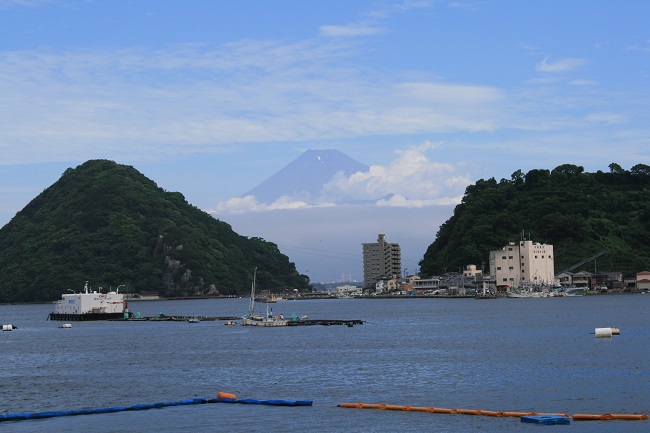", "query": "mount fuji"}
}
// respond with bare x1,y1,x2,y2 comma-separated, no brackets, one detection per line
243,149,370,204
